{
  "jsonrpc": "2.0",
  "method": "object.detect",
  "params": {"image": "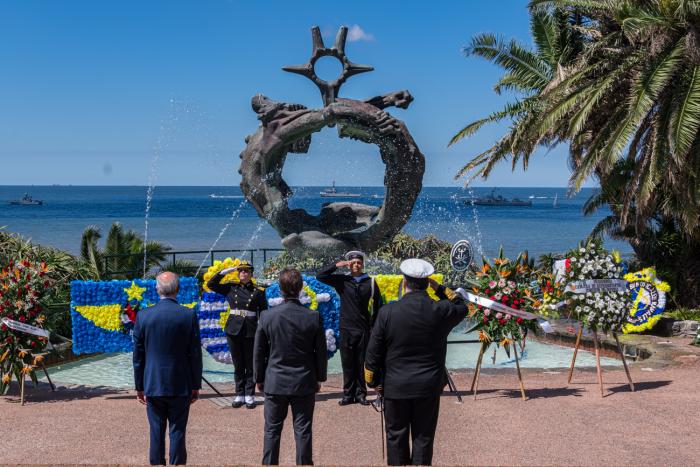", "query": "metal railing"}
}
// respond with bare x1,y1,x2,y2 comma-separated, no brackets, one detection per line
102,248,285,279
